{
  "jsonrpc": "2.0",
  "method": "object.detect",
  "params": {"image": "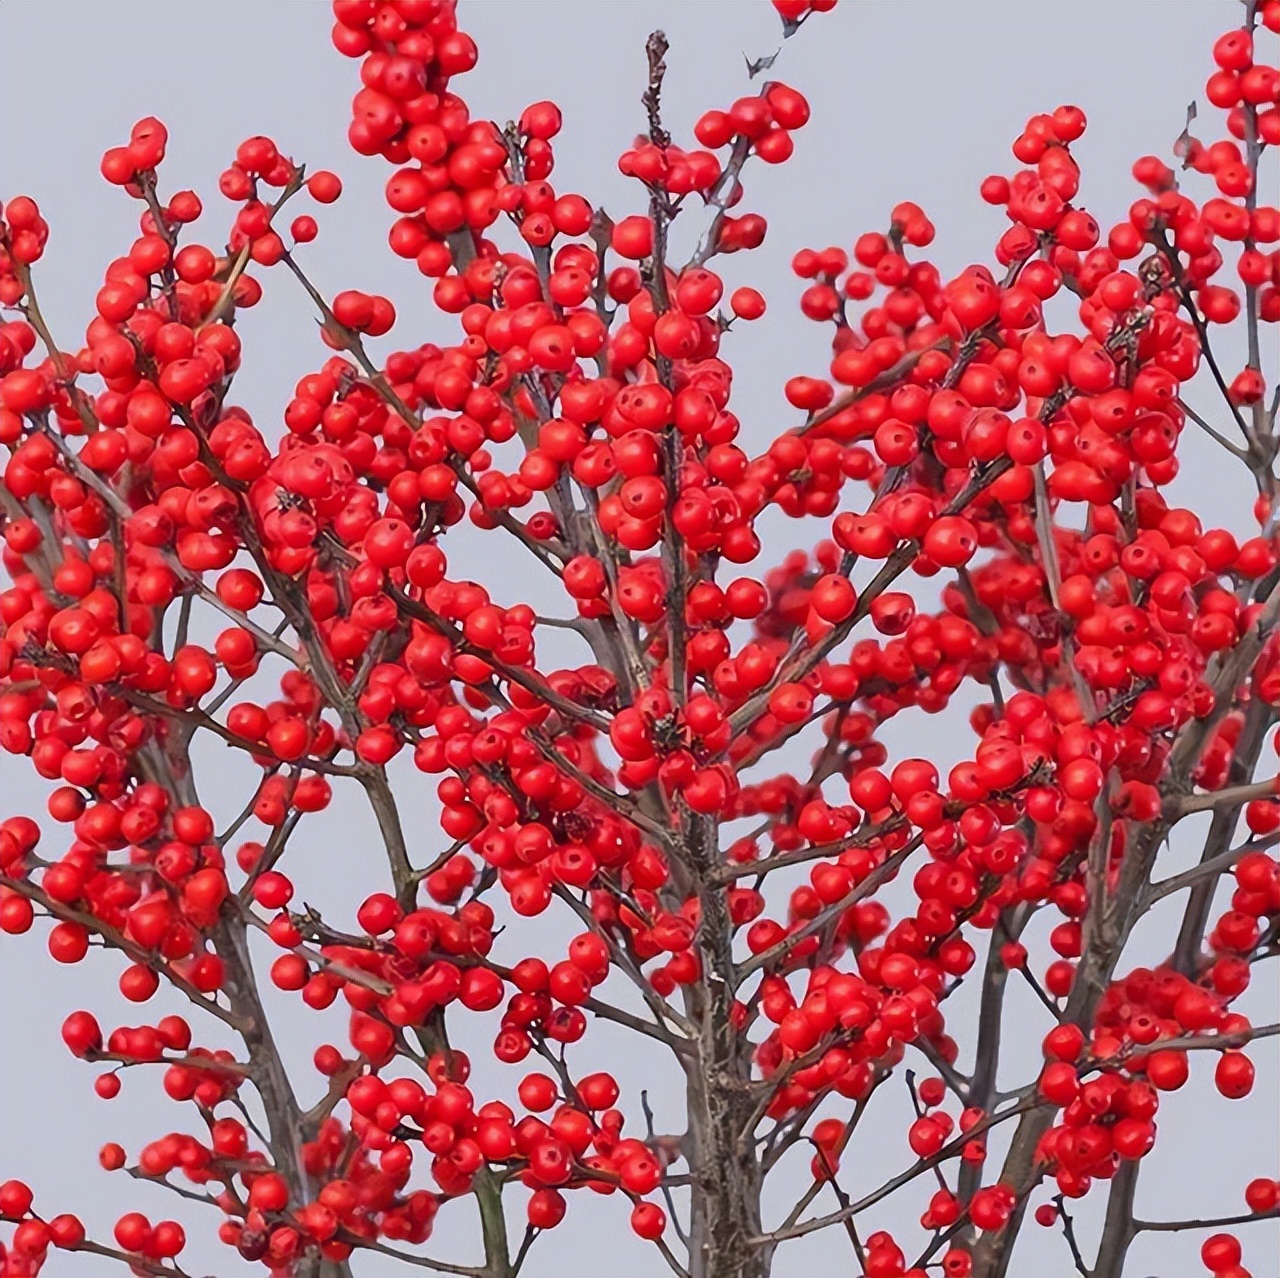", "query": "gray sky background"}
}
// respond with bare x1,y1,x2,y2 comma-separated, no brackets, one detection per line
2,2,1277,1276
